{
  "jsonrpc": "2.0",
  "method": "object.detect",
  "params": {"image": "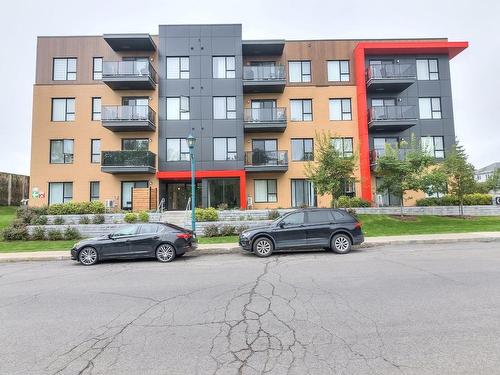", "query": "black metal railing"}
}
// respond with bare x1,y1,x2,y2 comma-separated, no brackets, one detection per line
101,105,156,123
244,150,288,166
369,105,417,122
367,63,416,80
101,151,156,168
102,61,158,83
243,65,286,81
244,107,287,122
